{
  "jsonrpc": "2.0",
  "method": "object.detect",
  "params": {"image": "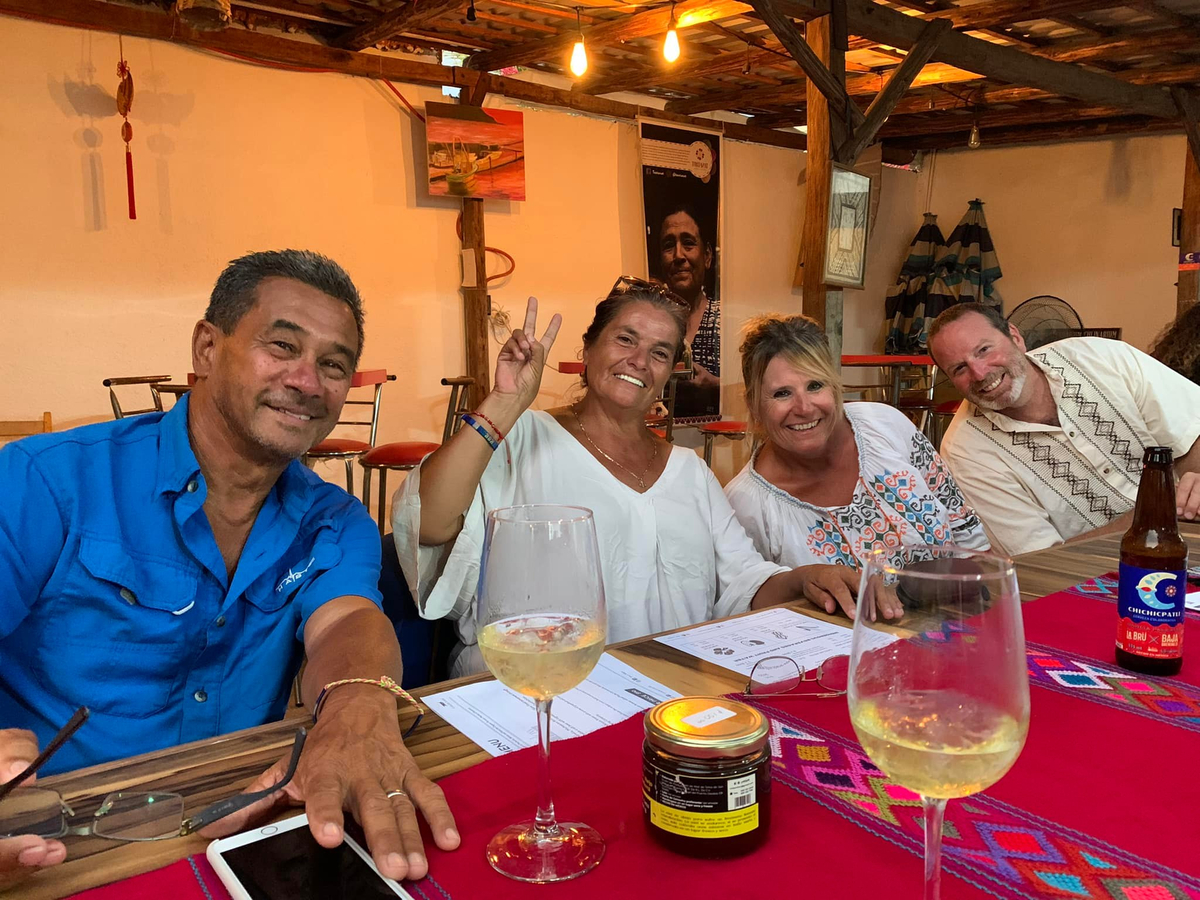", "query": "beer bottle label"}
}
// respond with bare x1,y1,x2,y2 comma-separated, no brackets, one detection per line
1116,563,1186,660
